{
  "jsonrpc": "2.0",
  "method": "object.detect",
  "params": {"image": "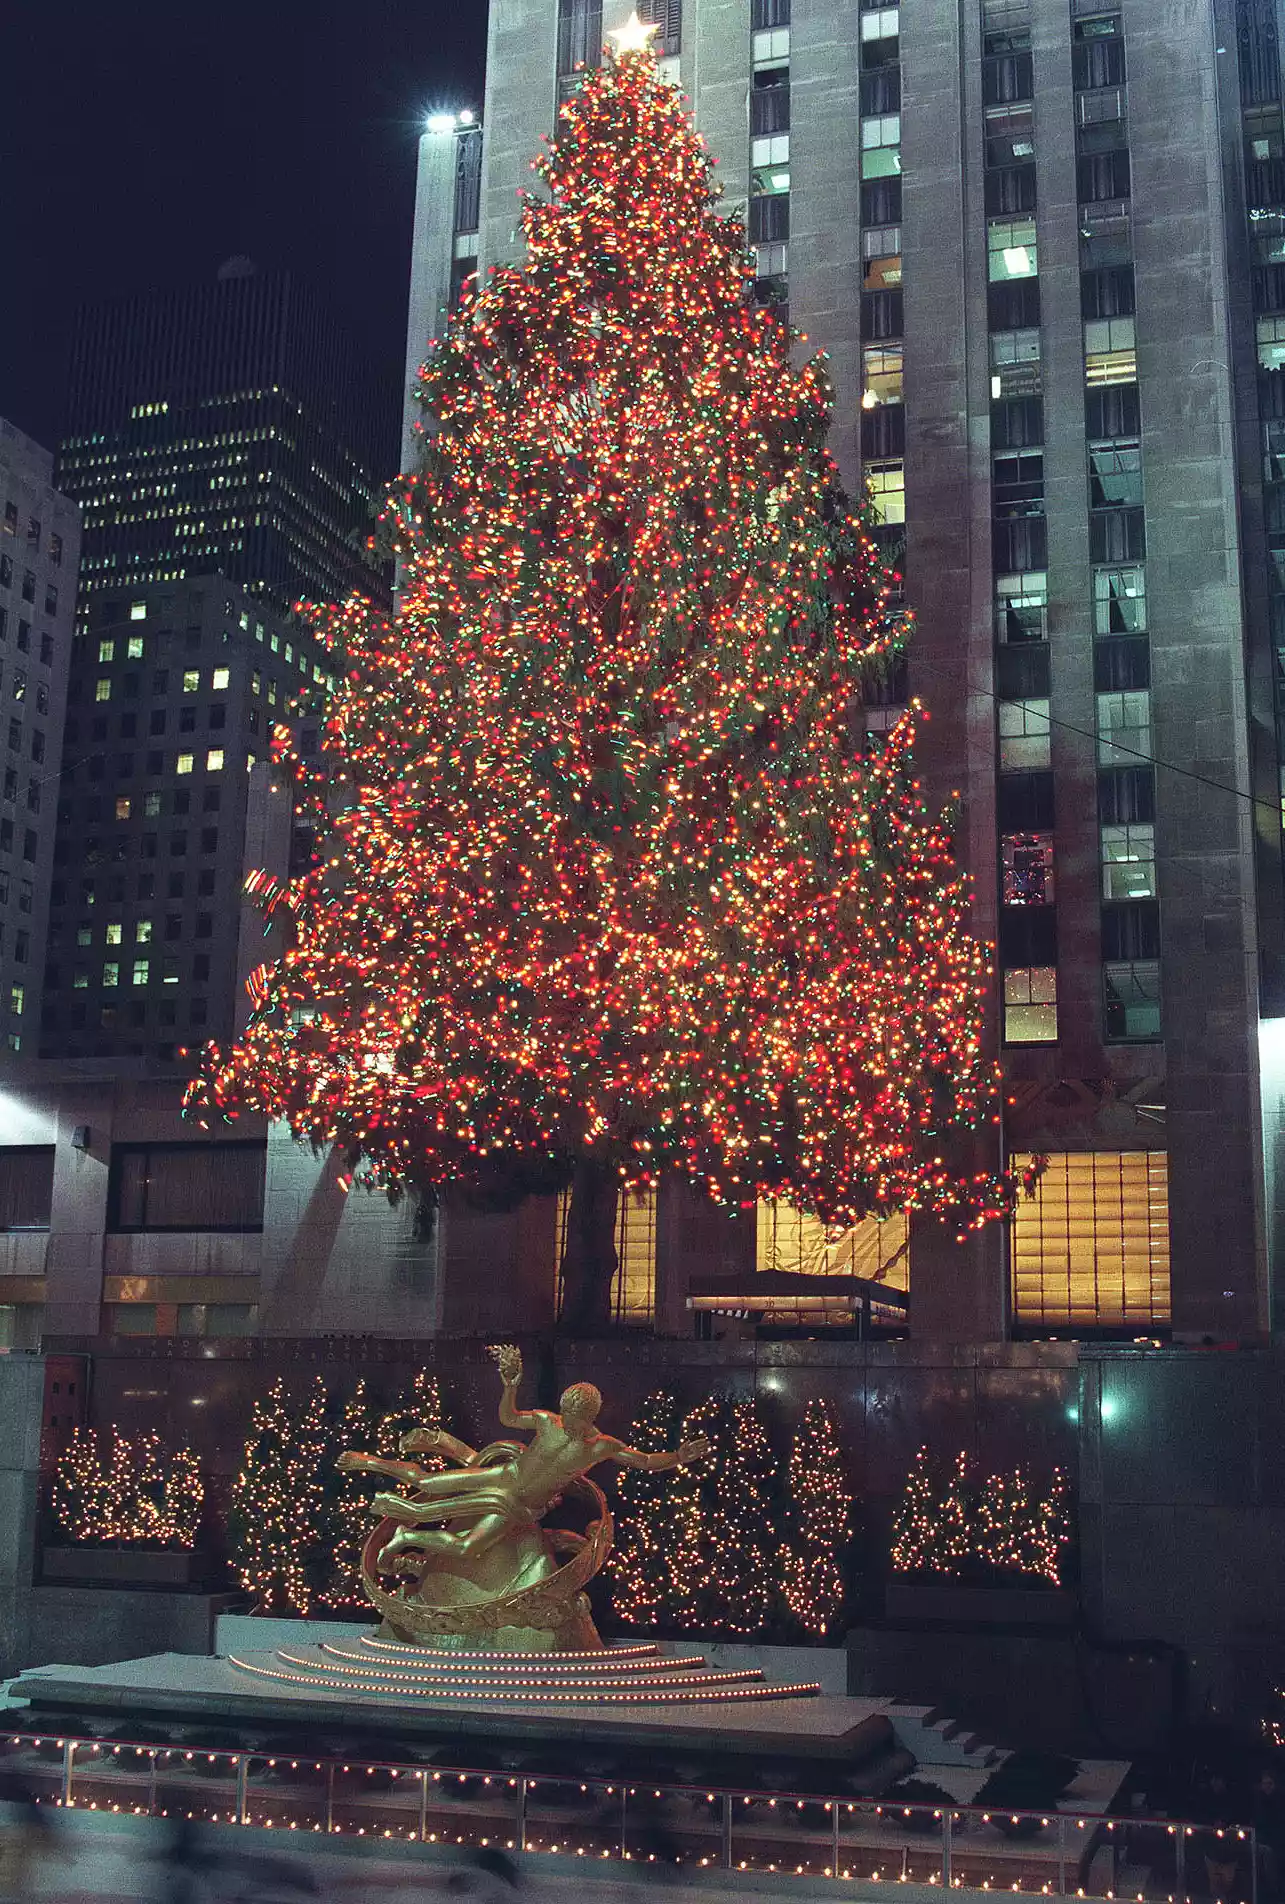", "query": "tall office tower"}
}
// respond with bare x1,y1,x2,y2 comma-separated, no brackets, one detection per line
404,0,1285,1342
58,261,396,617
39,576,328,1067
0,422,80,1058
